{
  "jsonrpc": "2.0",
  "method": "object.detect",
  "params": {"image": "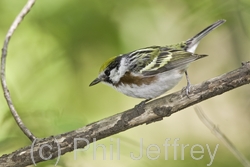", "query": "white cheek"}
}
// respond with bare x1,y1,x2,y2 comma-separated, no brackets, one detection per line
118,57,128,75
109,69,120,83
109,57,128,83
